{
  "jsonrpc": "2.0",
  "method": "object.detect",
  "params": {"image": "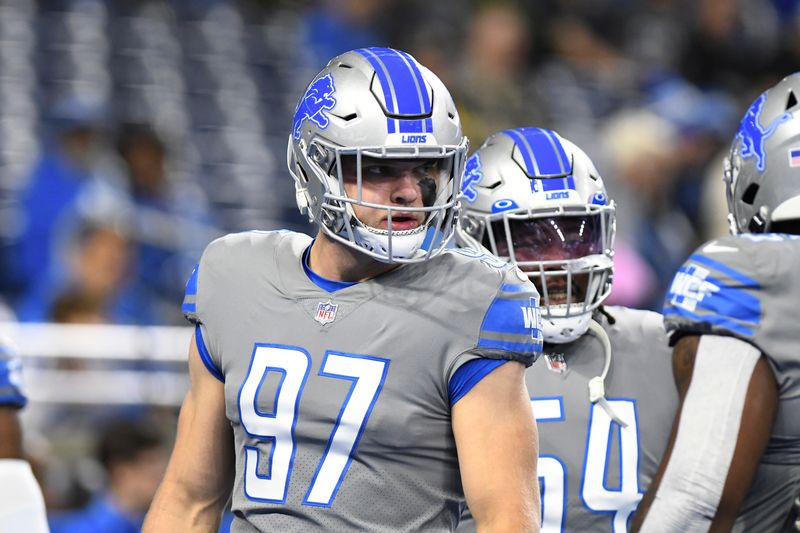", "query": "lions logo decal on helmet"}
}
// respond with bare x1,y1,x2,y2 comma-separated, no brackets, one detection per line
292,73,337,141
462,153,483,203
737,93,792,172
726,72,800,233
